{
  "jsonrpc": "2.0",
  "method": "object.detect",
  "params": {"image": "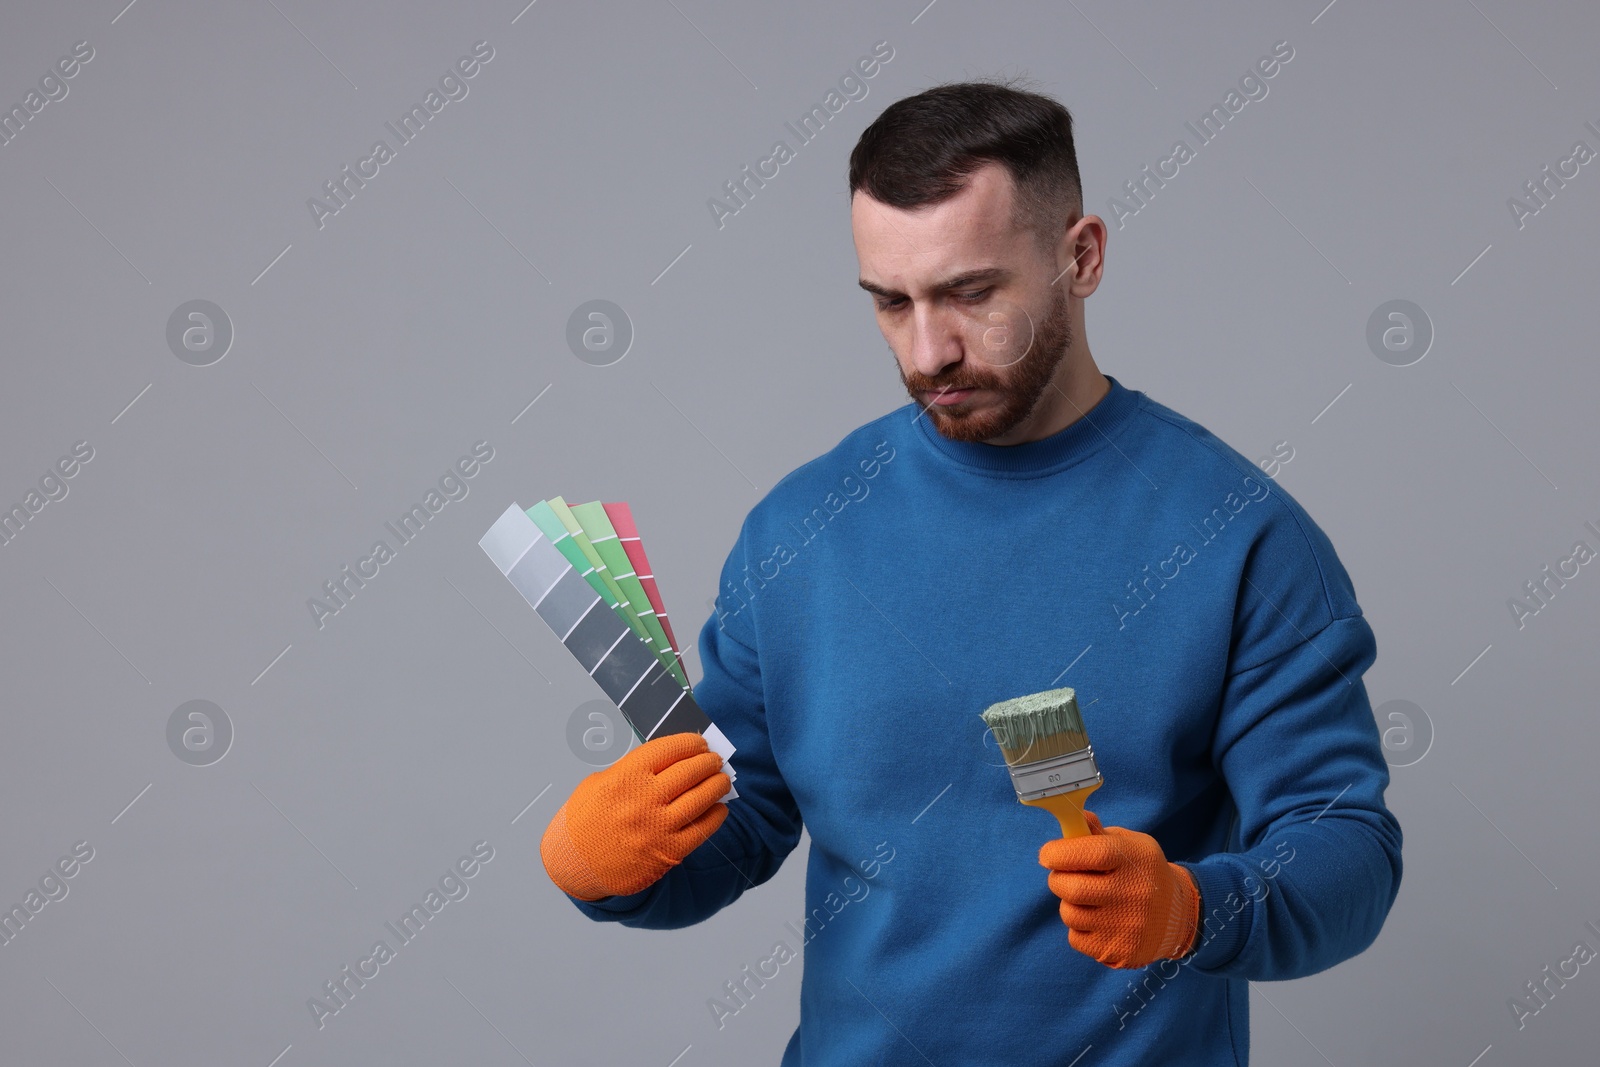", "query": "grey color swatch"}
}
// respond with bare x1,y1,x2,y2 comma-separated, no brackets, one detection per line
478,503,715,744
